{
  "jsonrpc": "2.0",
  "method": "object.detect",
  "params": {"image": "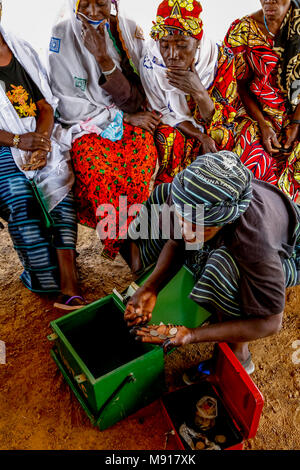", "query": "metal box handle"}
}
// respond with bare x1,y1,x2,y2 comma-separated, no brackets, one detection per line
95,373,136,425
